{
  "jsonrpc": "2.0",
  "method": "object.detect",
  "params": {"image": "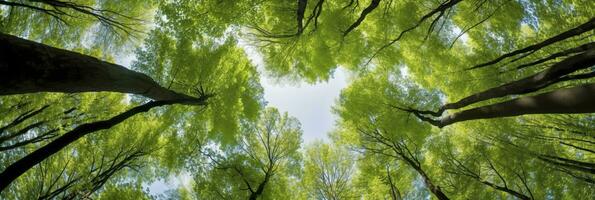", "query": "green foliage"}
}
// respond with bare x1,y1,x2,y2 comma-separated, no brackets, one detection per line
1,0,594,199
191,107,303,199
302,142,360,199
